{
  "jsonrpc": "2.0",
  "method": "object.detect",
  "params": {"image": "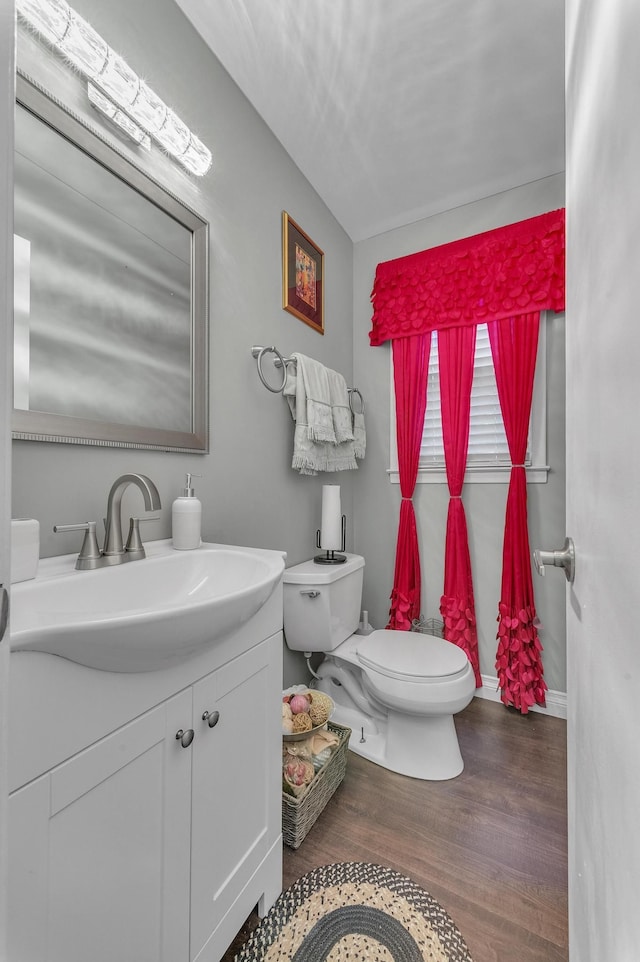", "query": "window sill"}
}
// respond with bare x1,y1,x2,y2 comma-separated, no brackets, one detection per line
388,466,550,485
